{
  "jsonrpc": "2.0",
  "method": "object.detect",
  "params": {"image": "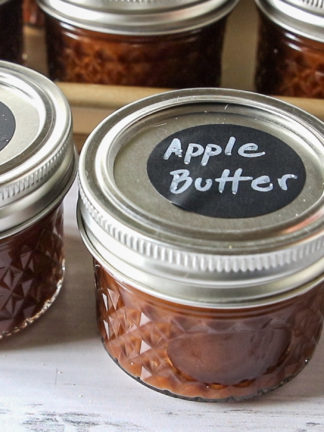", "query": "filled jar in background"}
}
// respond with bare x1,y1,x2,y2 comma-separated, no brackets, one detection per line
0,61,76,338
255,0,324,98
78,88,324,401
0,0,23,63
37,0,238,87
